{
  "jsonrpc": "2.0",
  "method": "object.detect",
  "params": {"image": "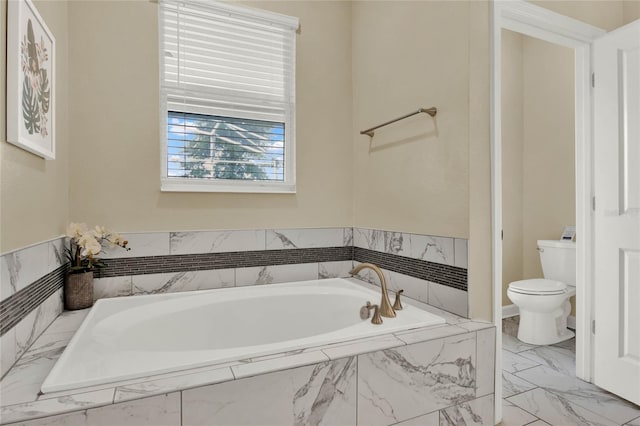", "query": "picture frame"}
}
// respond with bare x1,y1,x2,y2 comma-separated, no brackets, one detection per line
7,0,56,160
